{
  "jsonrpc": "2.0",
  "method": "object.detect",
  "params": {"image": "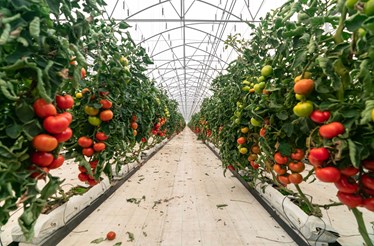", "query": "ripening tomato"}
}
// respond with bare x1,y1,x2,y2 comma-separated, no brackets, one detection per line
78,136,93,148
48,155,65,169
82,148,94,157
288,161,305,173
337,191,363,208
259,127,266,137
363,198,374,212
289,173,303,184
131,114,137,122
273,164,287,175
93,142,106,152
88,116,101,126
100,99,112,109
315,167,341,183
95,132,108,141
308,147,329,166
247,153,258,161
278,175,290,185
81,67,86,78
251,145,260,154
78,172,89,182
310,110,330,124
60,112,73,124
90,160,99,169
340,166,359,176
293,79,314,95
362,173,374,190
43,115,70,134
33,134,58,152
100,110,113,121
133,130,138,136
293,101,314,117
33,98,57,118
319,122,345,139
54,127,73,143
363,159,374,171
106,231,116,241
131,122,138,130
237,137,246,145
290,149,305,161
274,152,289,165
334,175,359,193
56,95,74,109
31,152,54,167
84,105,99,116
